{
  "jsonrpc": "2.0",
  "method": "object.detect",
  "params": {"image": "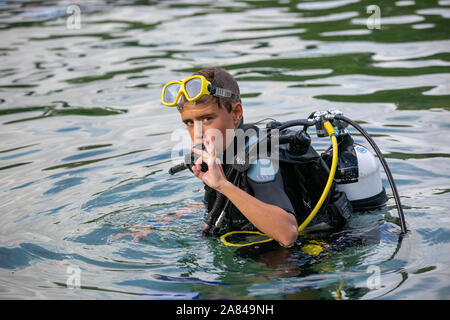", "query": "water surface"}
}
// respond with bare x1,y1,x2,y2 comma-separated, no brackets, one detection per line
0,0,449,299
